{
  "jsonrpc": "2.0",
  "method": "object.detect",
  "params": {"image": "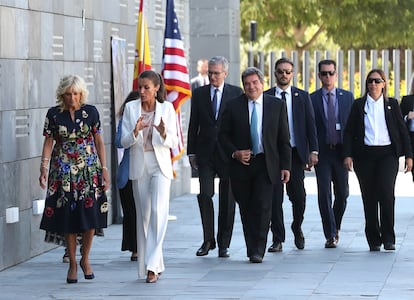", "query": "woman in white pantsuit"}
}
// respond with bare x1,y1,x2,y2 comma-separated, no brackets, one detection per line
121,70,178,283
